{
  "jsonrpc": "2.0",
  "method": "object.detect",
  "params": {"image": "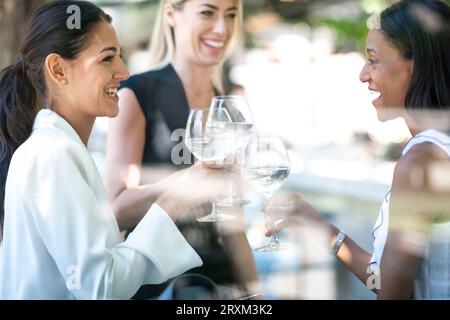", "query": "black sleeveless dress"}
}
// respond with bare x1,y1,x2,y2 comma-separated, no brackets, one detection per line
120,64,234,299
